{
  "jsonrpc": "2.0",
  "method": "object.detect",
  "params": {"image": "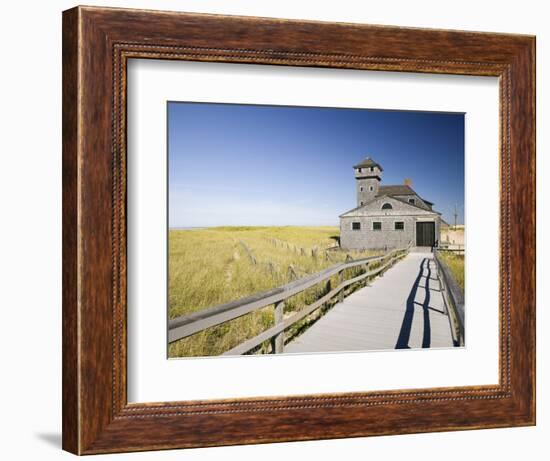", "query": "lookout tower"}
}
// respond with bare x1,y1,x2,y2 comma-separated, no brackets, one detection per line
353,157,383,207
